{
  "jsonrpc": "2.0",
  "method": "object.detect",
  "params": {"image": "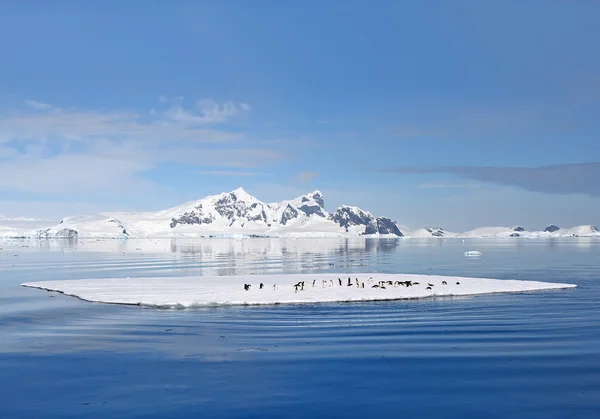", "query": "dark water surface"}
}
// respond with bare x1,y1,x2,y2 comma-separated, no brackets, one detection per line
1,238,599,418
